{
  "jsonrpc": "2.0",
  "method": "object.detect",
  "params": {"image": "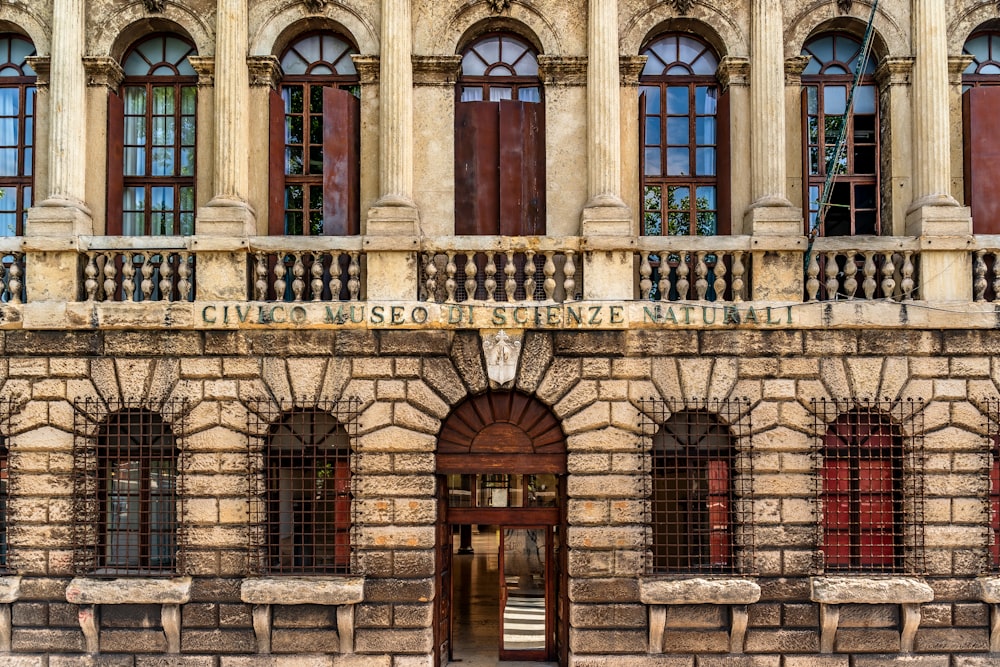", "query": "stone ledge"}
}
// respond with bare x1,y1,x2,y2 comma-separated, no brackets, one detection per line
640,577,761,605
0,575,21,603
240,577,365,605
976,576,1000,603
65,576,192,604
809,577,933,604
